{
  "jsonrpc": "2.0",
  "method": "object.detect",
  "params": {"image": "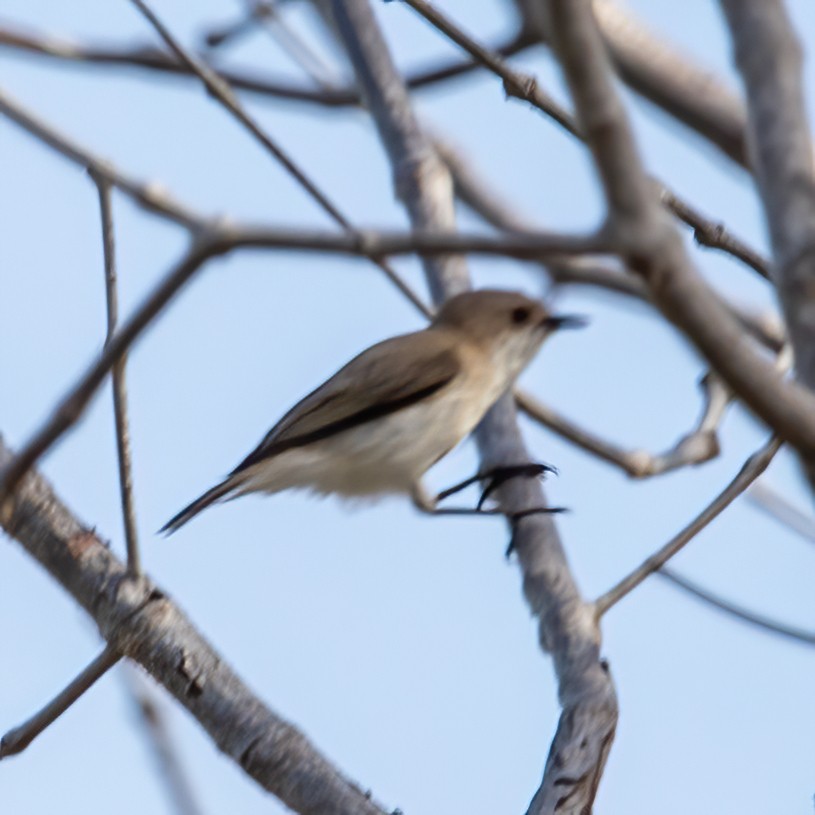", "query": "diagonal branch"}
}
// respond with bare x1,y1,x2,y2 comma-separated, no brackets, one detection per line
0,646,121,758
595,436,781,616
659,568,815,648
0,437,388,815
